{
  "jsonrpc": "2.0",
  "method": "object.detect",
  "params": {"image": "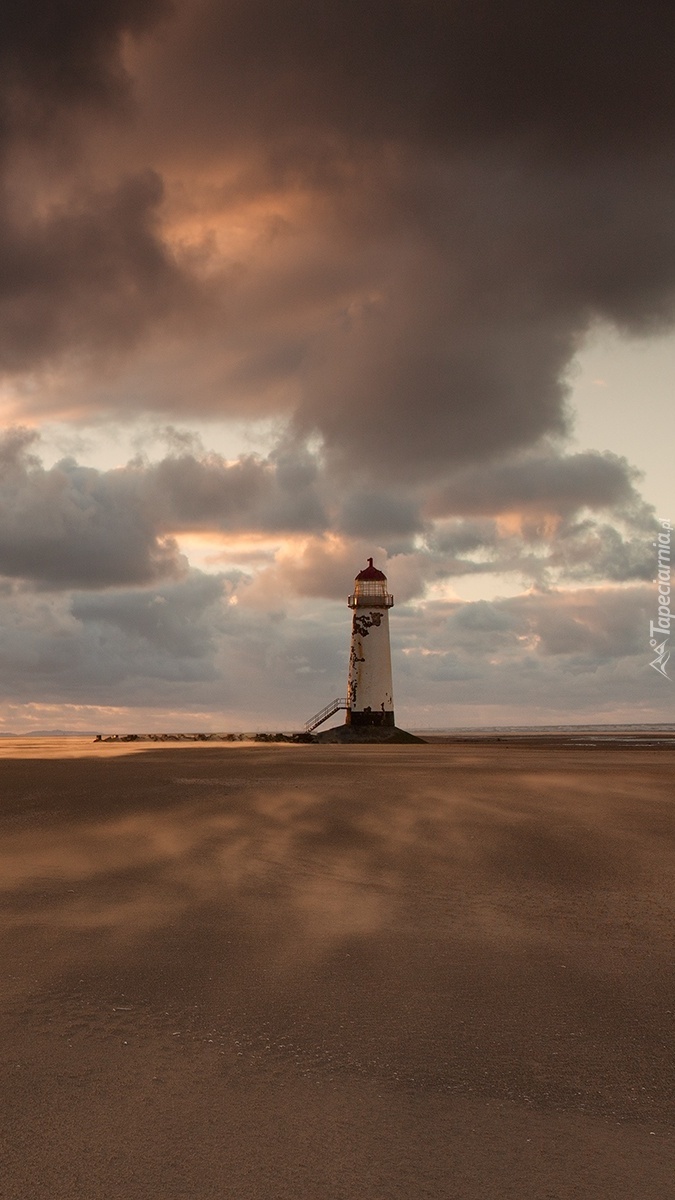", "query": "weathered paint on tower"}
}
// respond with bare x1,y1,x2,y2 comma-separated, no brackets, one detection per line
347,558,395,728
